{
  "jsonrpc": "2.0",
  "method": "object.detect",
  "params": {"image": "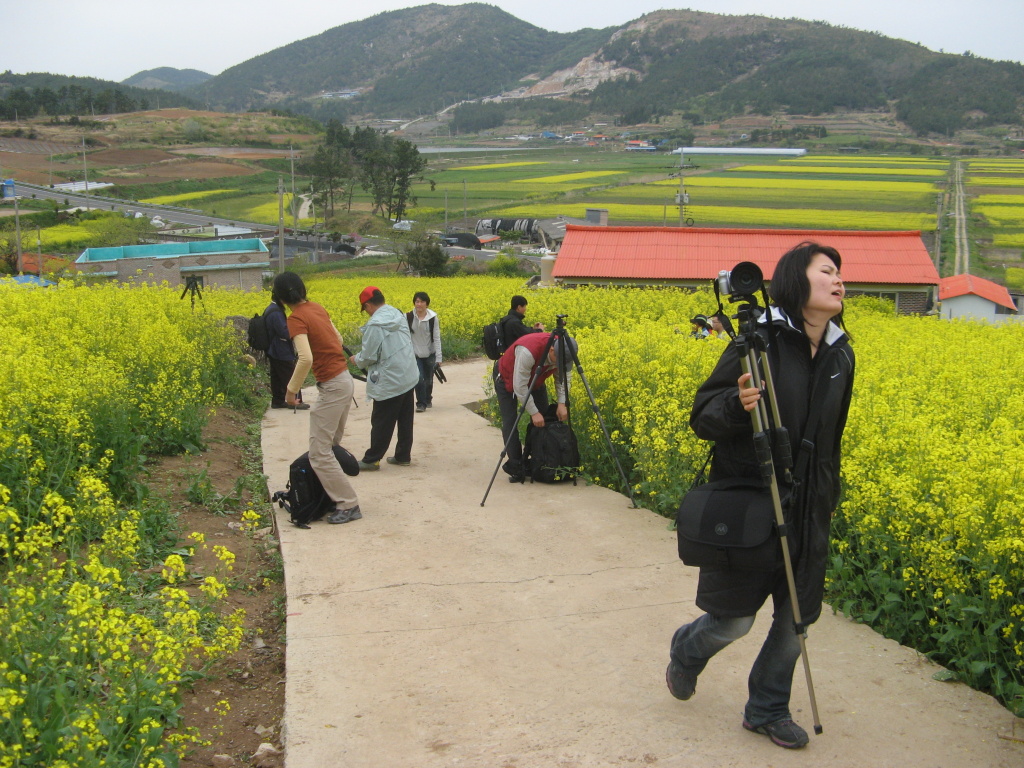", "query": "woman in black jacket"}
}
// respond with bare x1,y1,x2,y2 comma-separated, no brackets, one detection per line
666,242,854,750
